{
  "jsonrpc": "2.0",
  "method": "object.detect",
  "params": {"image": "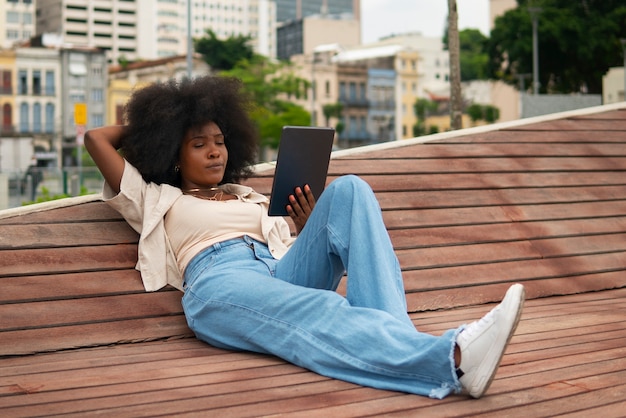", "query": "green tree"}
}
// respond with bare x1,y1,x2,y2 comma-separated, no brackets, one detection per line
459,29,489,81
322,103,343,128
466,103,500,125
194,30,255,71
487,0,626,94
413,98,439,137
444,29,490,81
220,55,310,149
